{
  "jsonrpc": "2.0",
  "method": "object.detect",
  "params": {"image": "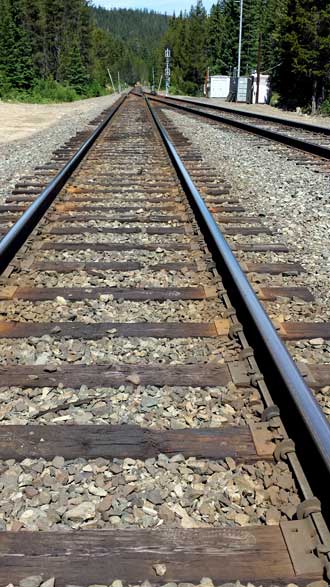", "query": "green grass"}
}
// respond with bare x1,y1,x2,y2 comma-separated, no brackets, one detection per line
0,80,111,103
